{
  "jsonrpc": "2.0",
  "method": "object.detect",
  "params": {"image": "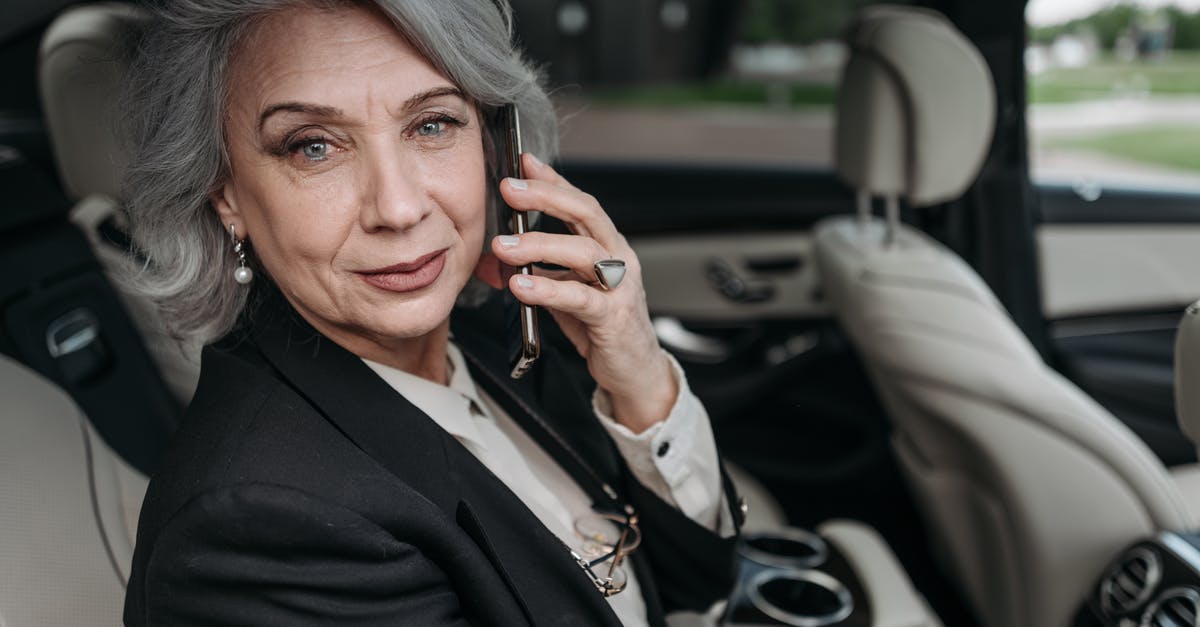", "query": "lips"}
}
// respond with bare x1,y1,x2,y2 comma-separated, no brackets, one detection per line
356,249,448,293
